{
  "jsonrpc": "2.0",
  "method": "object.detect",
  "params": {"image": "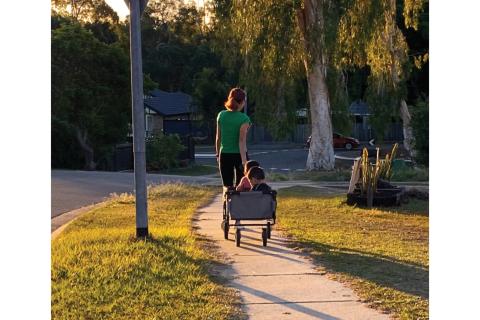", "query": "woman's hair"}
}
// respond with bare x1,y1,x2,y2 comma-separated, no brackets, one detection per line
247,166,265,180
244,160,260,174
224,87,246,111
